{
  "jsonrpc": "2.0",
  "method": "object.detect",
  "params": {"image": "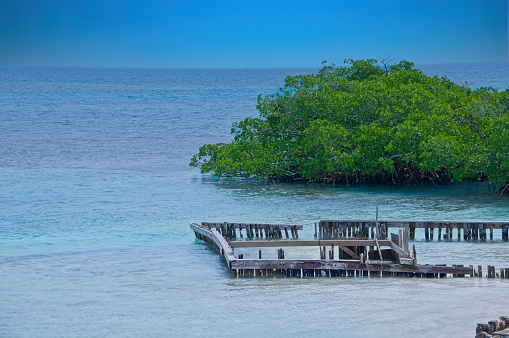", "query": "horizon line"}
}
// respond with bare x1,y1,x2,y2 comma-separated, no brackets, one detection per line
1,60,508,70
